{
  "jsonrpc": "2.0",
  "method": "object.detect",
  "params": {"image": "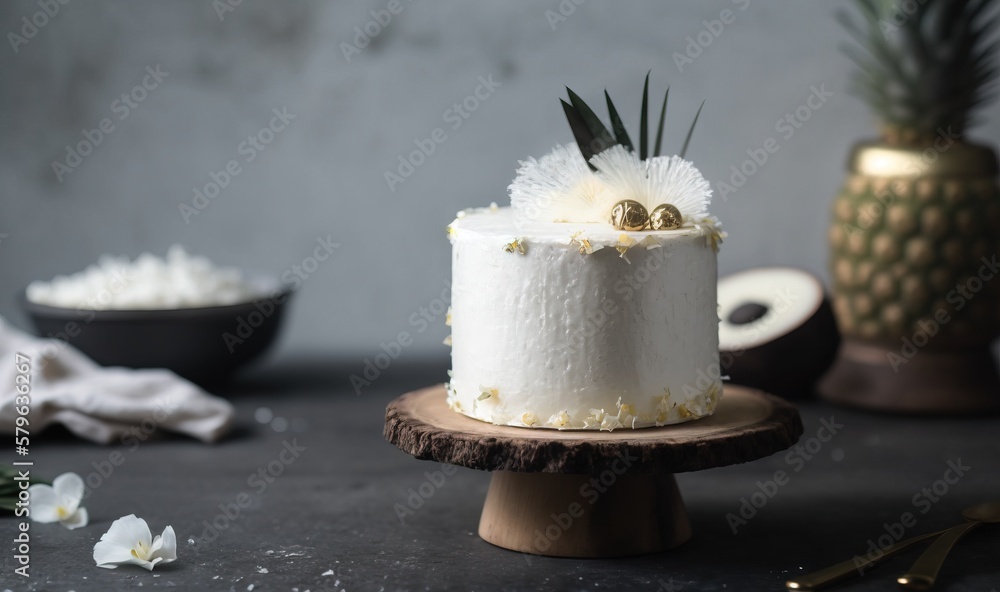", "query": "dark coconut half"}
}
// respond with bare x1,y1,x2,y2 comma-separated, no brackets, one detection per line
718,267,840,400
